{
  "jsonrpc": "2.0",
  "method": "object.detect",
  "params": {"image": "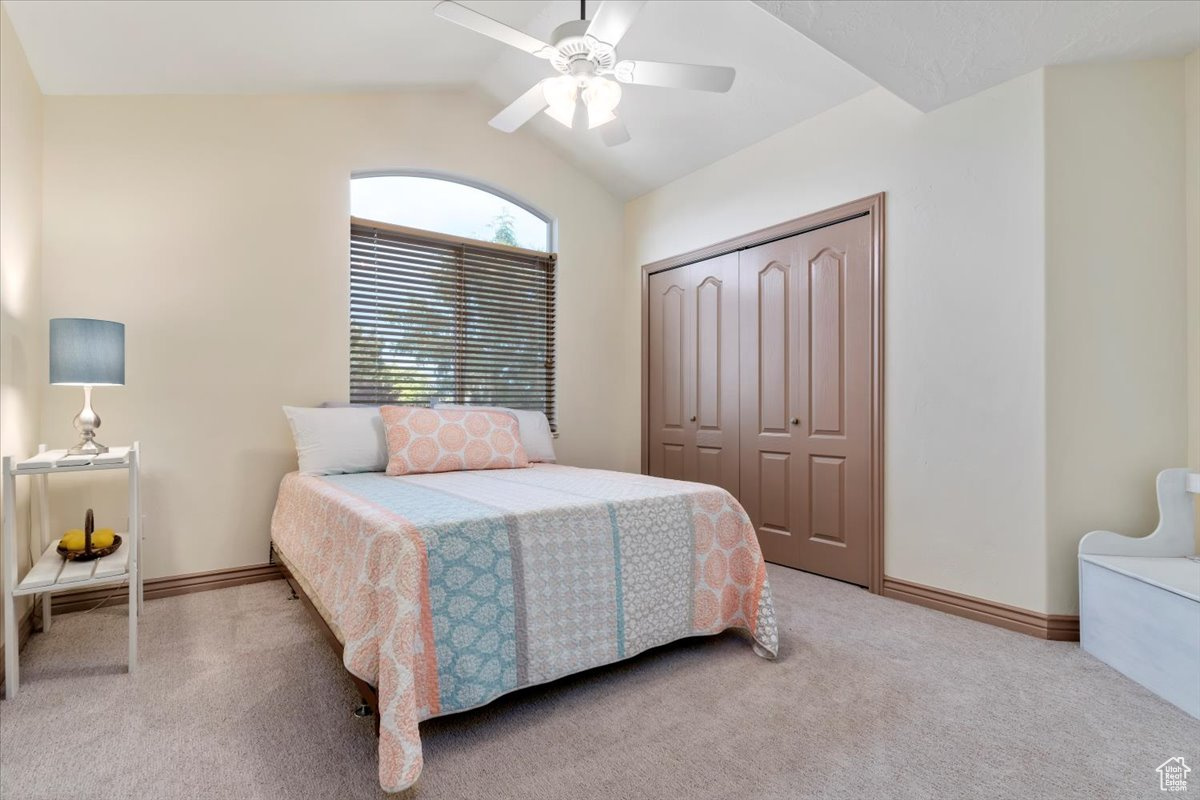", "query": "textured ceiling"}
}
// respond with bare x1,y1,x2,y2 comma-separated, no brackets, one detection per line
754,0,1200,111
